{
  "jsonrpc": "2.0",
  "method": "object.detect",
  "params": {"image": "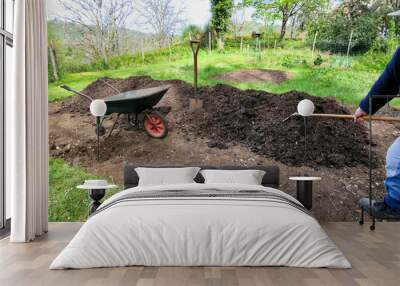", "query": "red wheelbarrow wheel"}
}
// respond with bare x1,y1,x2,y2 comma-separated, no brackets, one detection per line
144,111,168,139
